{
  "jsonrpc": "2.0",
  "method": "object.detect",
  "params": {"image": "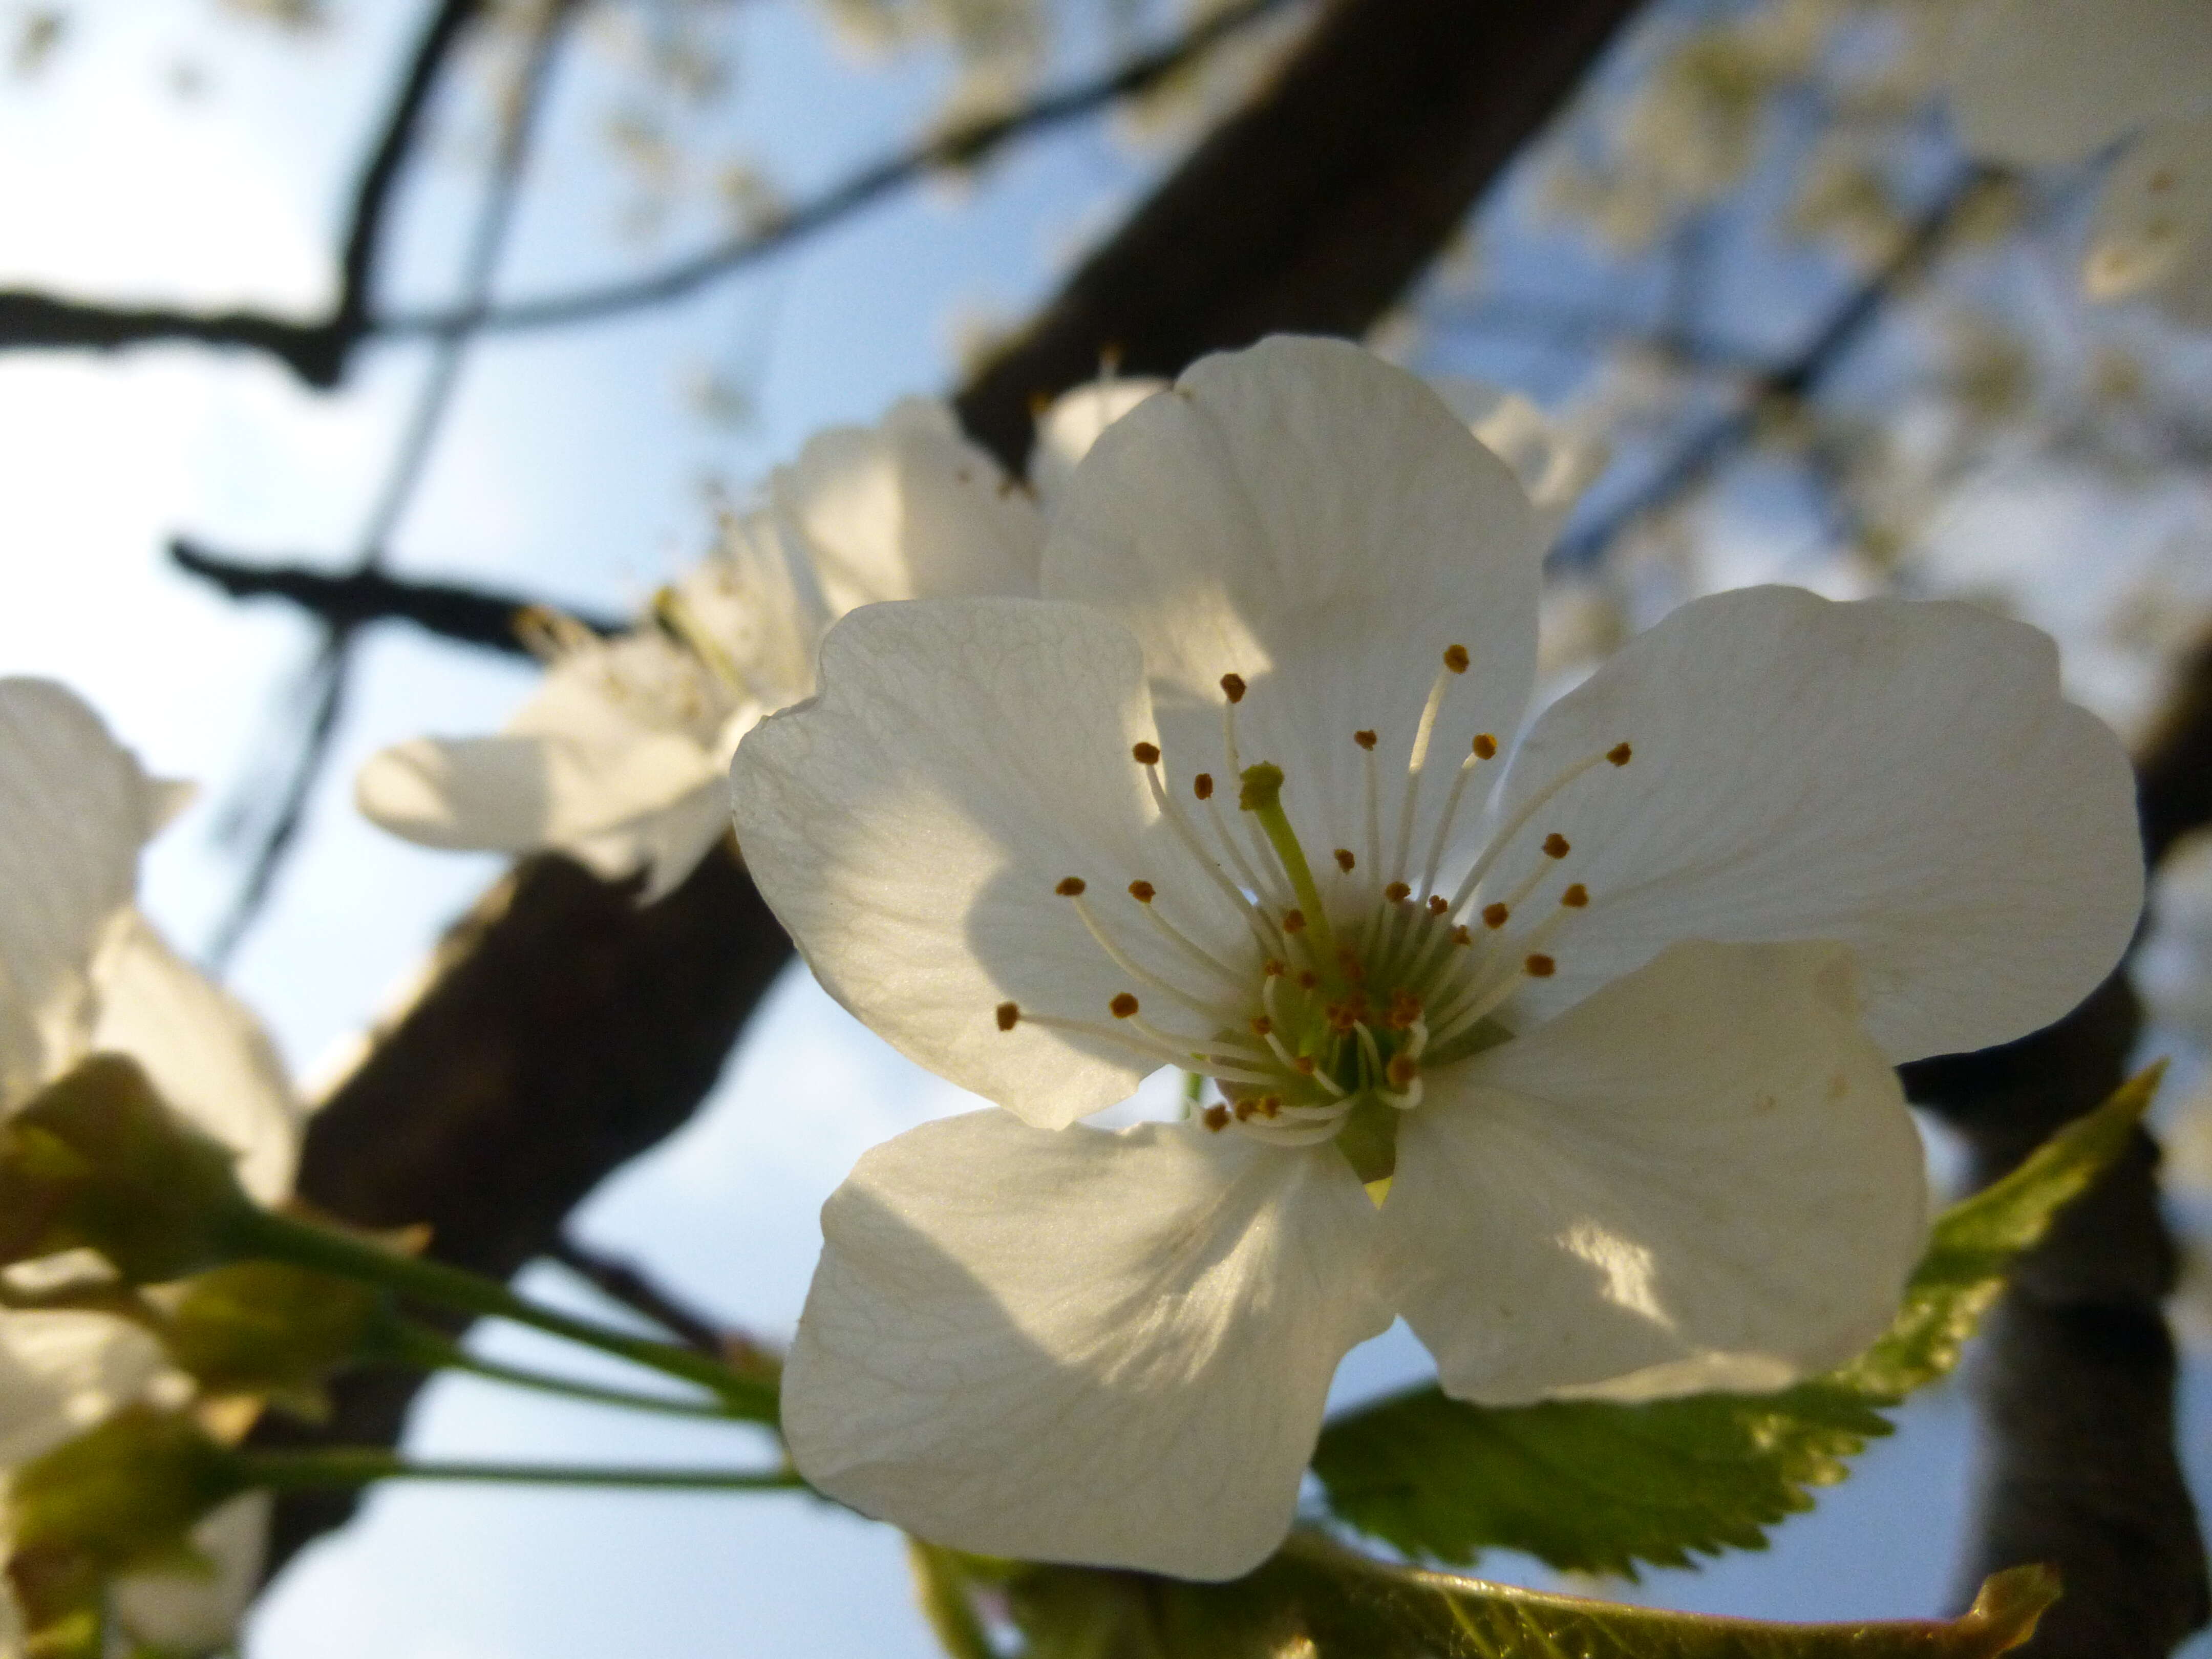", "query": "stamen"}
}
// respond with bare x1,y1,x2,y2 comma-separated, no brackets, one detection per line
1132,741,1161,765
1139,761,1279,953
1111,993,1140,1018
1608,742,1633,767
1056,877,1087,897
996,1002,1020,1031
1334,849,1356,873
1069,891,1231,1019
1390,648,1468,887
1444,747,1620,919
1194,773,1215,801
1525,954,1556,977
1203,1104,1230,1131
1418,732,1499,898
1482,903,1509,928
